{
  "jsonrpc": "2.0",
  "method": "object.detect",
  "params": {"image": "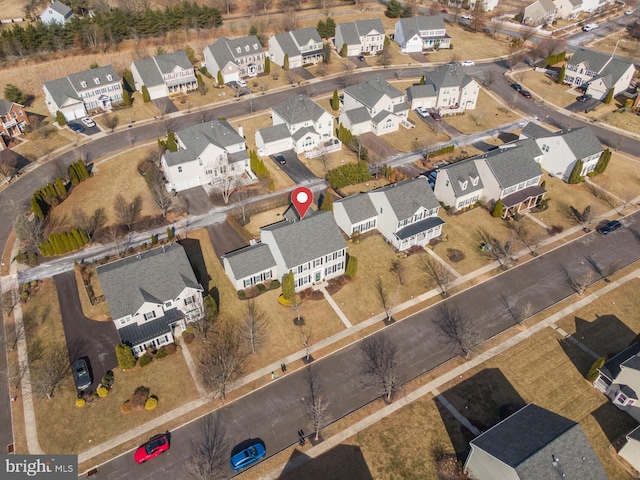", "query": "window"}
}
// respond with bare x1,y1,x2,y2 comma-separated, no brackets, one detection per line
542,144,550,153
198,159,203,166
184,296,195,306
94,78,100,85
144,311,156,321
236,47,242,53
178,166,183,173
106,74,113,81
119,315,132,325
313,258,323,267
253,43,259,49
164,301,172,308
80,81,87,88
245,45,250,52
